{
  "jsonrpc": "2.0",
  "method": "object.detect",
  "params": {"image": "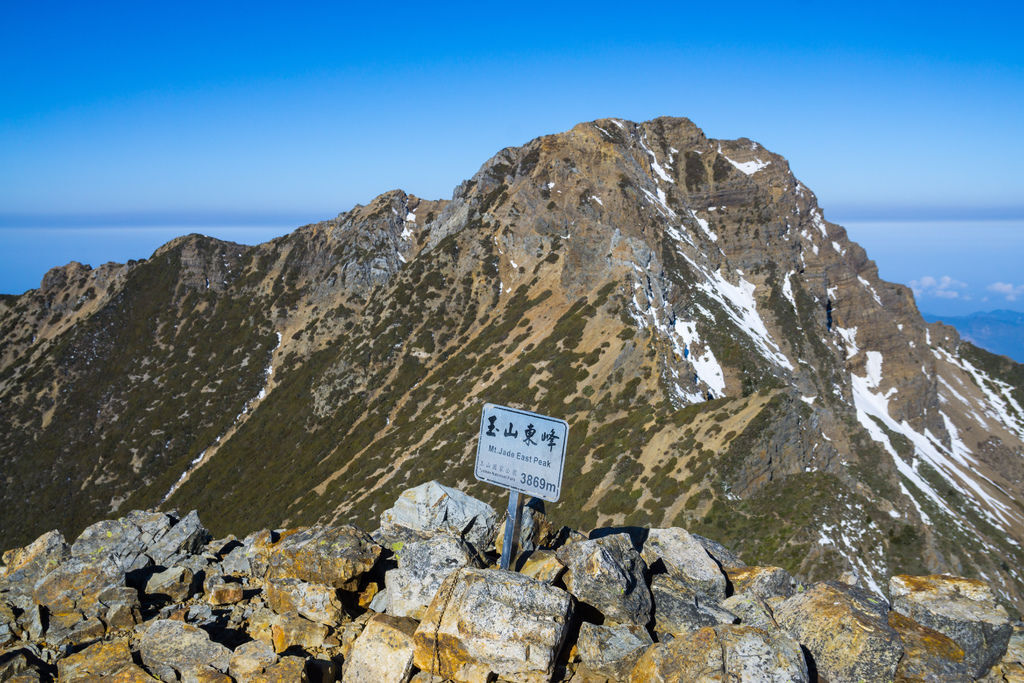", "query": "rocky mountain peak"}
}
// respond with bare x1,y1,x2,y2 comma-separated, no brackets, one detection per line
1,116,1022,618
